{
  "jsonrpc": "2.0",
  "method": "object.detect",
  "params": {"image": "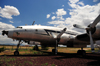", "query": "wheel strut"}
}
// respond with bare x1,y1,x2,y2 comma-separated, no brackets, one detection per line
14,40,21,55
